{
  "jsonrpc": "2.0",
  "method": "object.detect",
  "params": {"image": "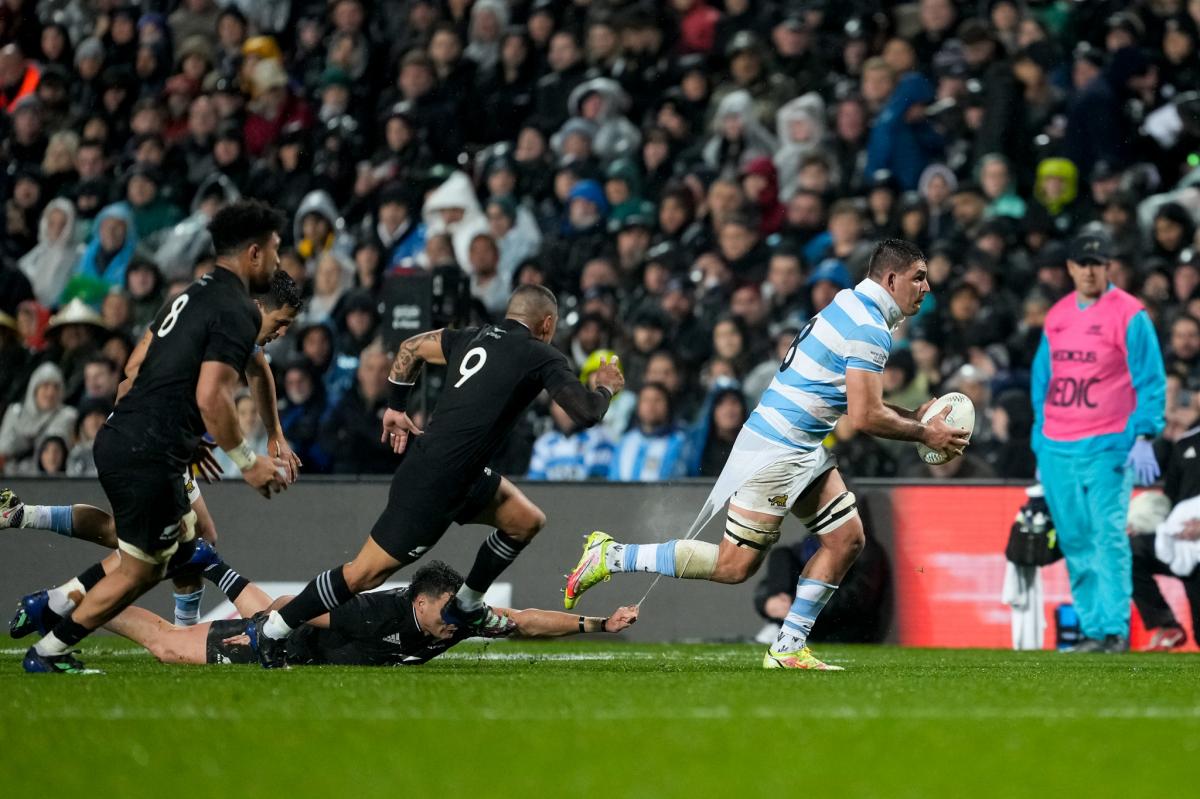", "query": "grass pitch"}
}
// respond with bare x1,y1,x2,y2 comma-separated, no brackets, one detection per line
1,641,1197,798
